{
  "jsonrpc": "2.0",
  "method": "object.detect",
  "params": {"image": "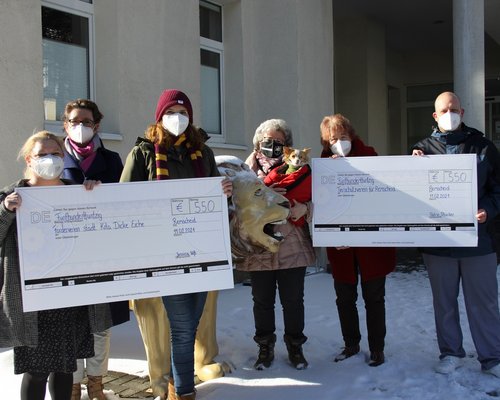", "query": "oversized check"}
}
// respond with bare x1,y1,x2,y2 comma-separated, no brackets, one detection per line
312,154,478,247
16,177,233,312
